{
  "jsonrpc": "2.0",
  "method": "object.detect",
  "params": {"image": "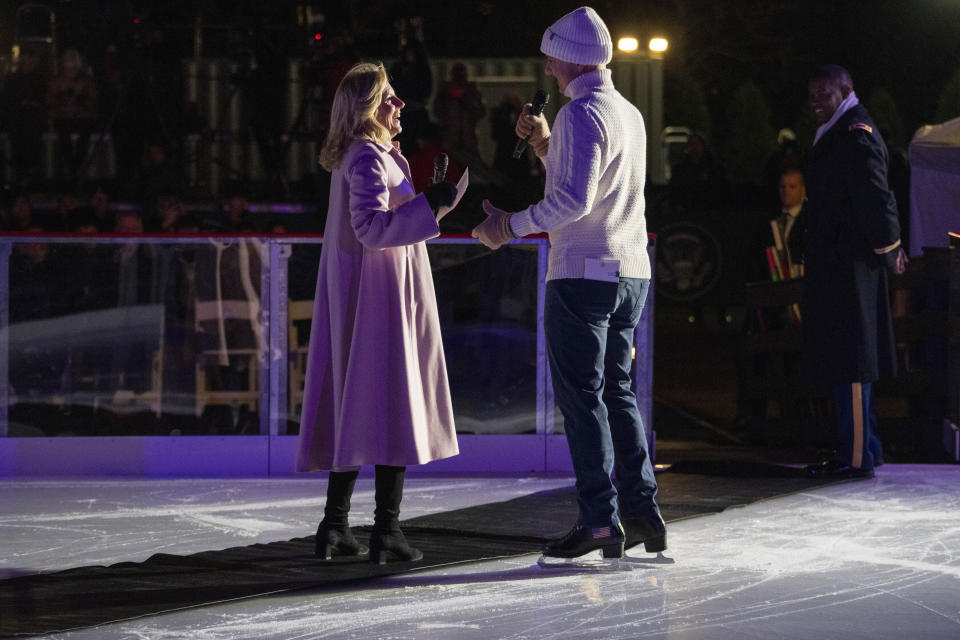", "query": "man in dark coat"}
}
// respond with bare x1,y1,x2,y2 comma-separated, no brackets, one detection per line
802,64,907,478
